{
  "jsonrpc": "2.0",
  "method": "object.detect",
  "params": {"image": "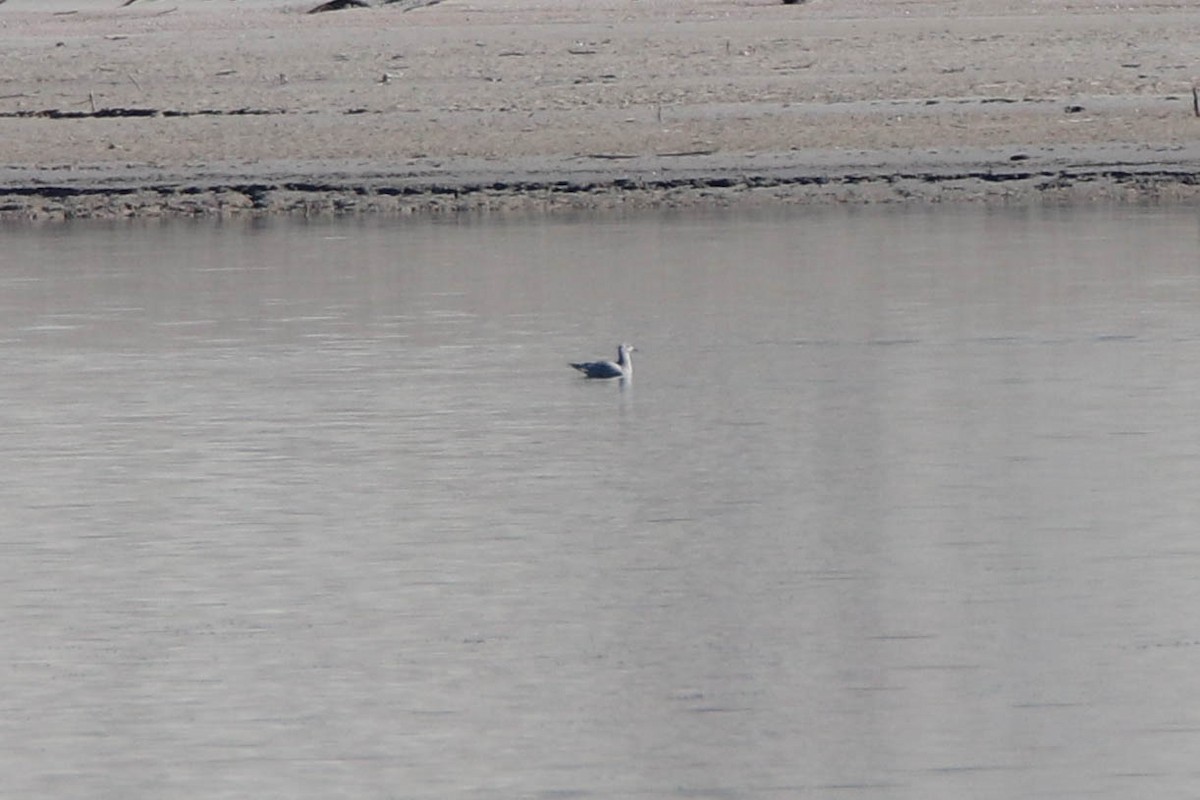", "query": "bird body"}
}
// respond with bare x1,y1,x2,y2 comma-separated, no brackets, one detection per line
570,343,634,379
